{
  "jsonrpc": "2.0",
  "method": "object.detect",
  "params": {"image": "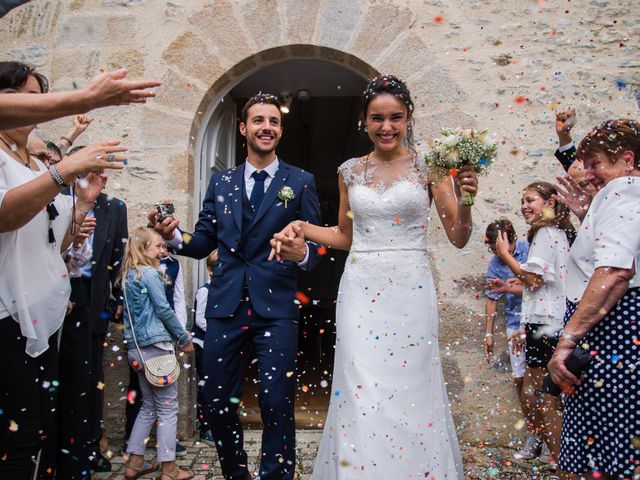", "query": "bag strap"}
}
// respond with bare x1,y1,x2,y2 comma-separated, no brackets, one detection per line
123,278,146,366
